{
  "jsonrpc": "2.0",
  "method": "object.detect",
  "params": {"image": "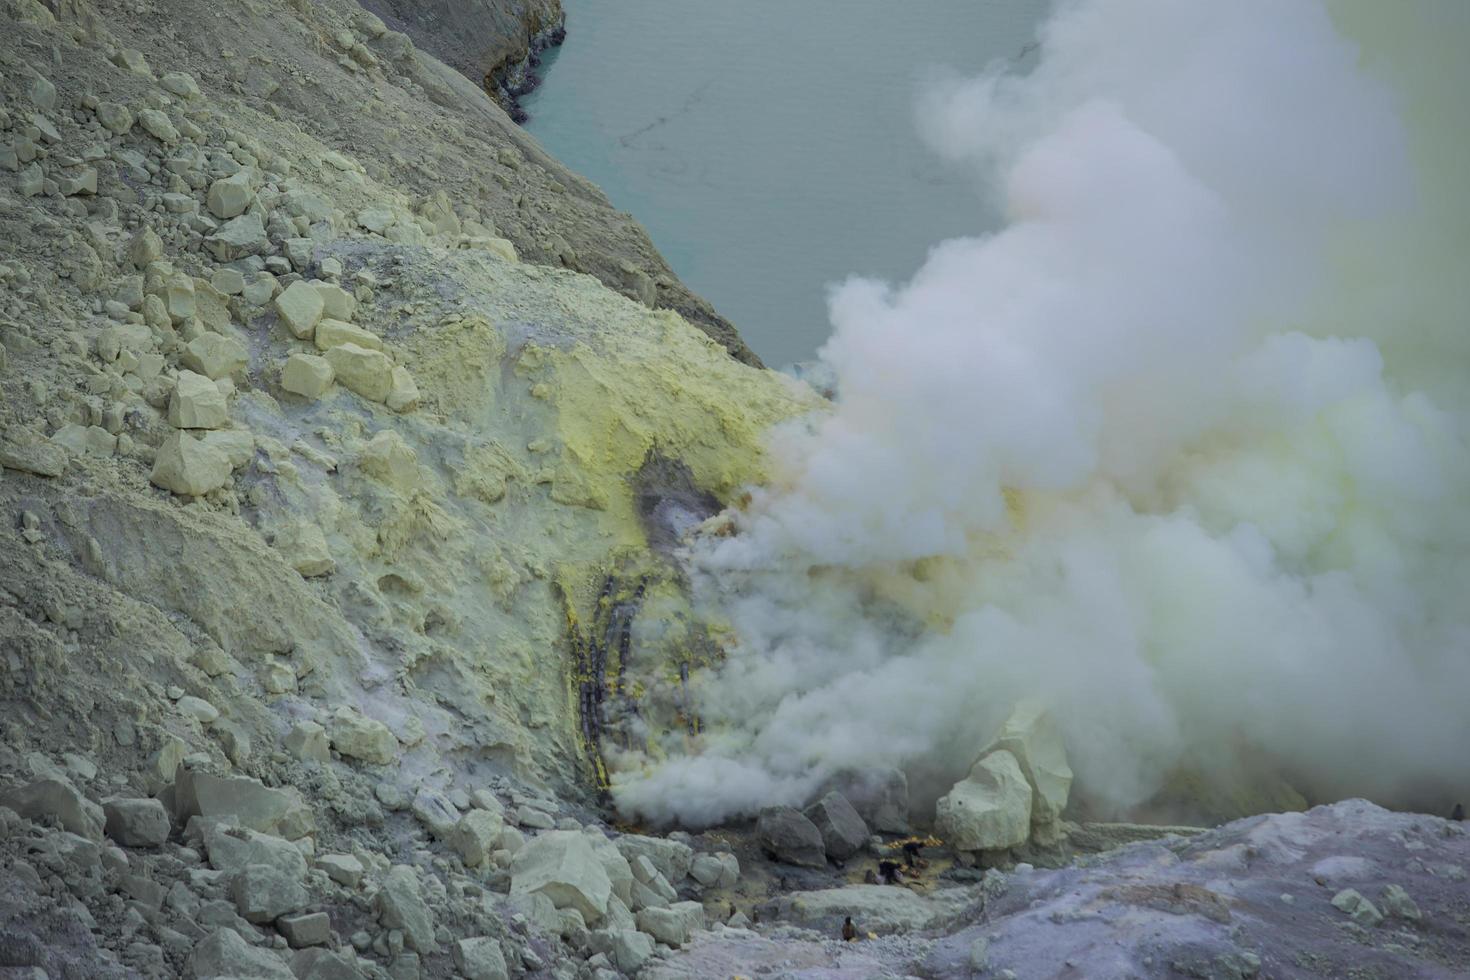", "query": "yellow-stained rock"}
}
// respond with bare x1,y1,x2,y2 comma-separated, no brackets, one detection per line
324,343,393,402
311,282,357,321
386,366,419,412
201,429,256,468
359,430,421,492
150,432,233,496
181,333,248,380
275,281,324,340
281,353,335,399
273,522,335,577
168,371,230,430
313,318,382,352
